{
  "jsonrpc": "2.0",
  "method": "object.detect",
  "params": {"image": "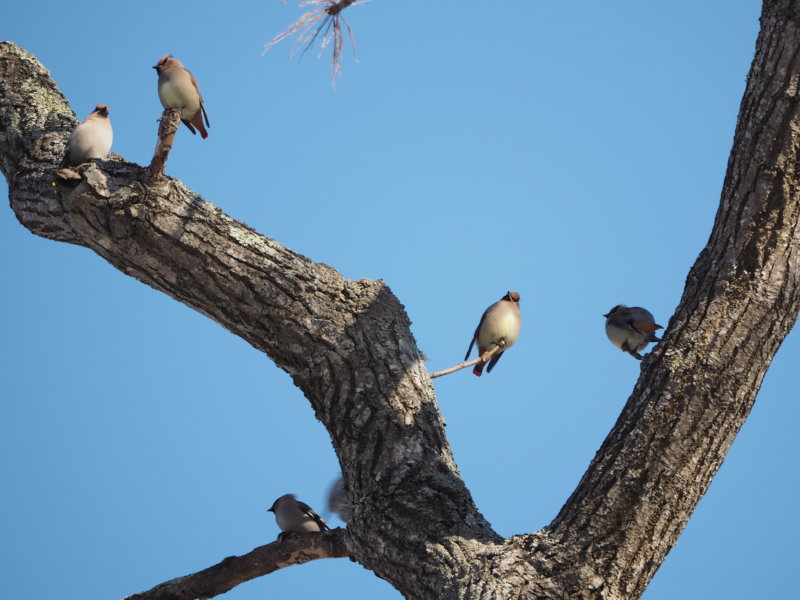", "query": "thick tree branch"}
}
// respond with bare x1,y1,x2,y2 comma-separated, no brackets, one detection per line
123,530,349,600
543,2,800,597
0,40,498,600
